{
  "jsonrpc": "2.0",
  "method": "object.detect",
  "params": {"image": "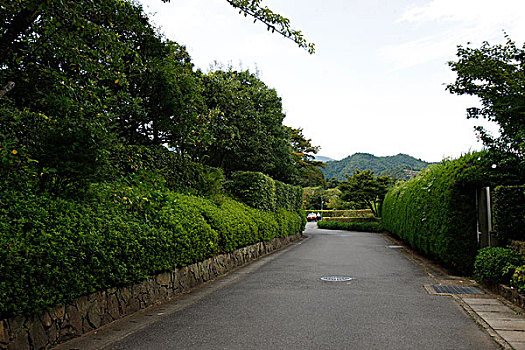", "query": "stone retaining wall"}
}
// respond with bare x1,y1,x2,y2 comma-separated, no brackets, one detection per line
484,283,525,310
0,233,303,350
